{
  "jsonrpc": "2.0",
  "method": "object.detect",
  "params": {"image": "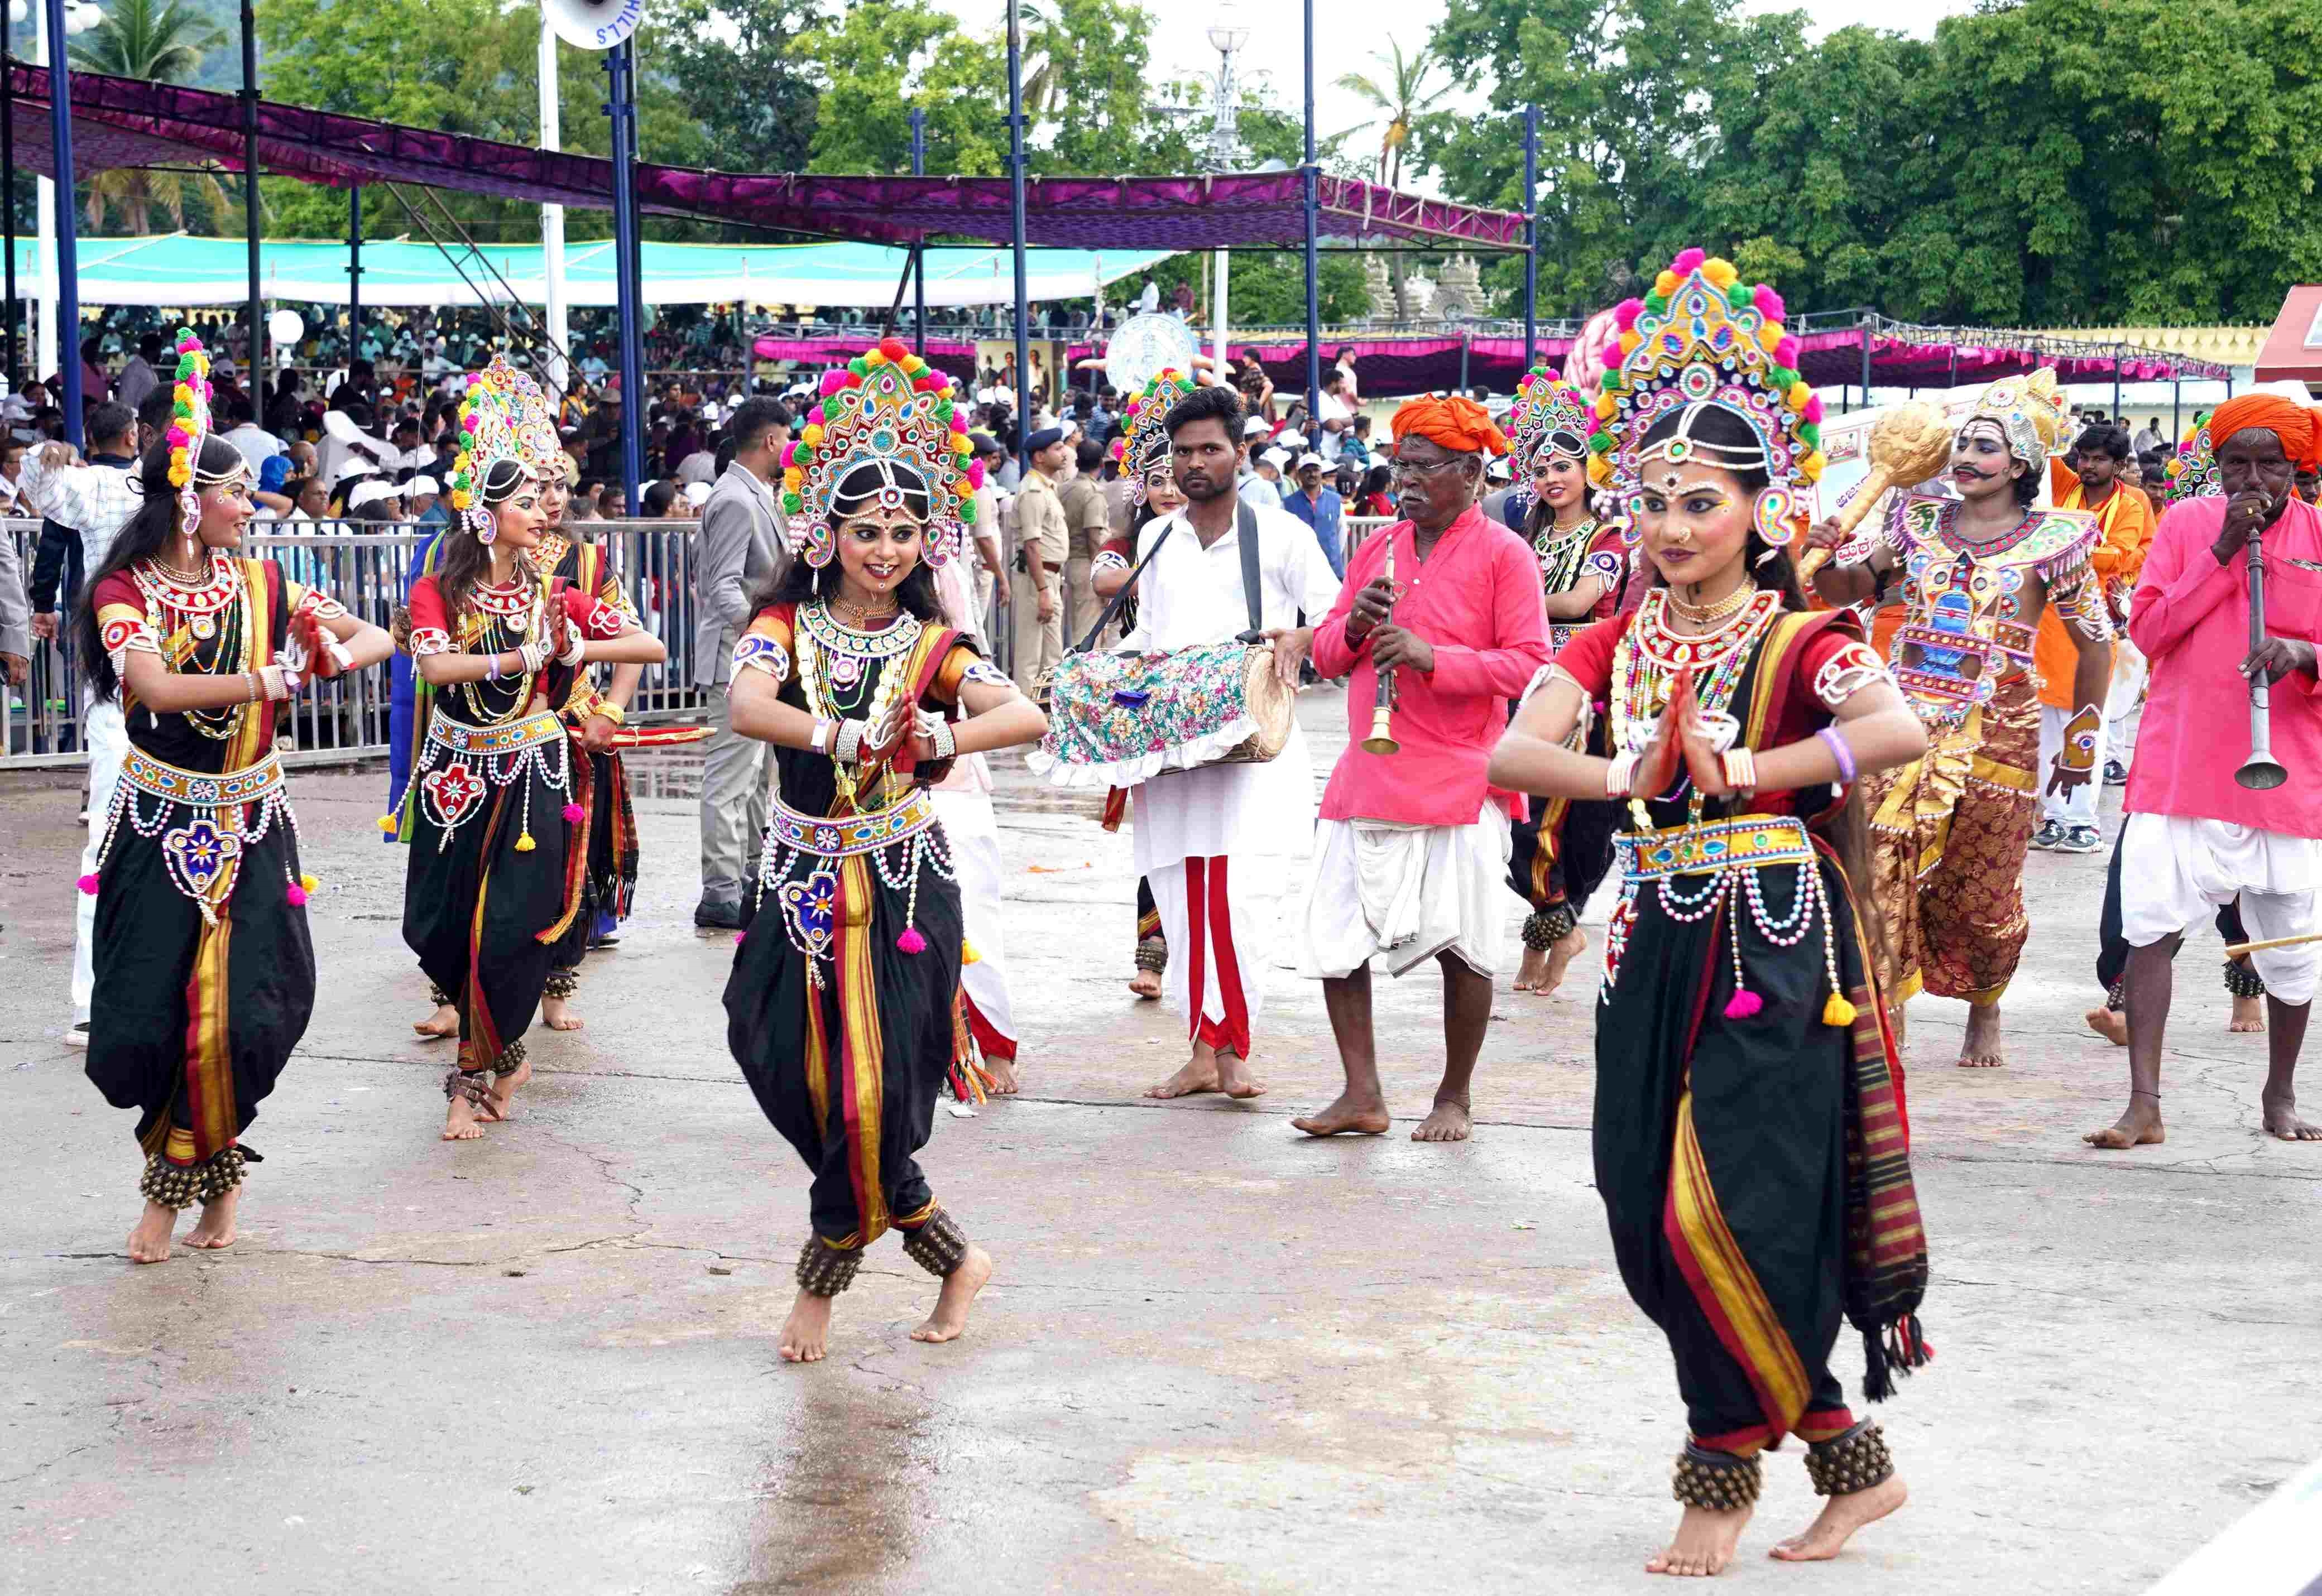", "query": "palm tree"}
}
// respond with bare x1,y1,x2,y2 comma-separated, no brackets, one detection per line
1334,40,1441,321
66,0,232,235
65,0,224,81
